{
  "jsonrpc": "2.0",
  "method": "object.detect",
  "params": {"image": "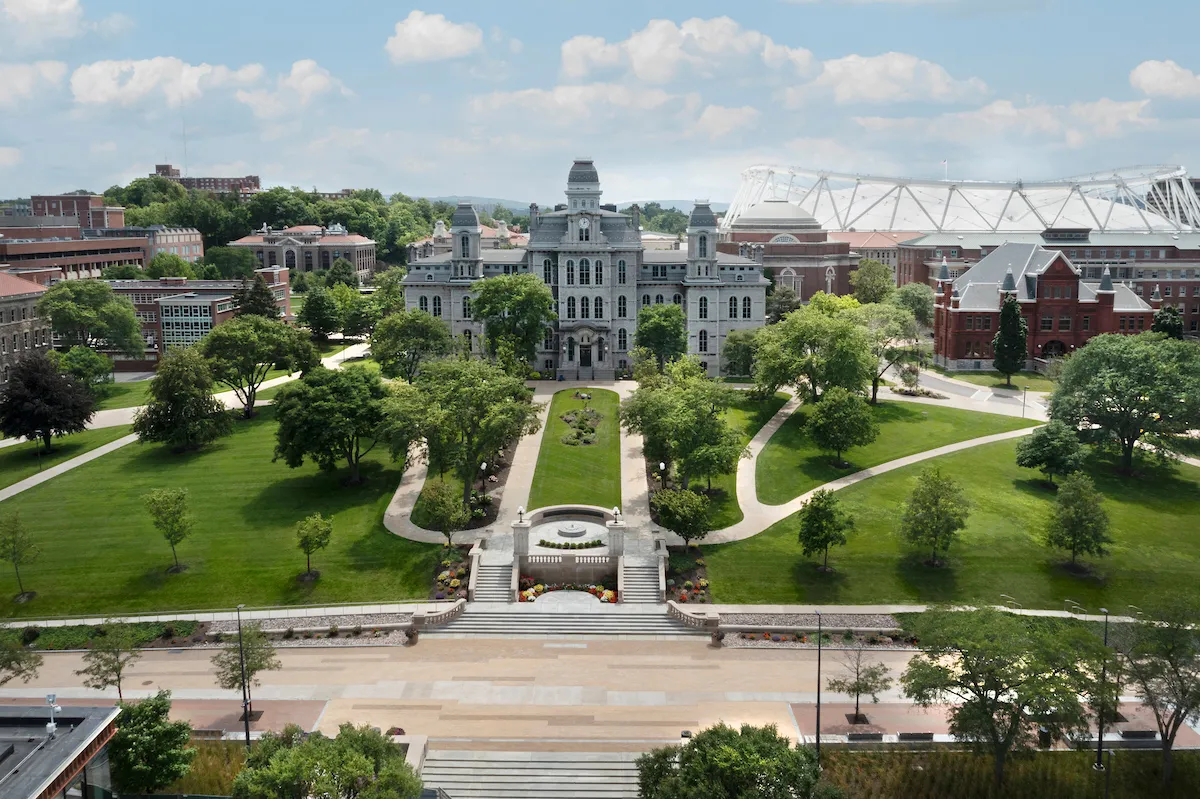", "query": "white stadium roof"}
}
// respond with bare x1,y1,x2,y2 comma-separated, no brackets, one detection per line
723,165,1200,234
